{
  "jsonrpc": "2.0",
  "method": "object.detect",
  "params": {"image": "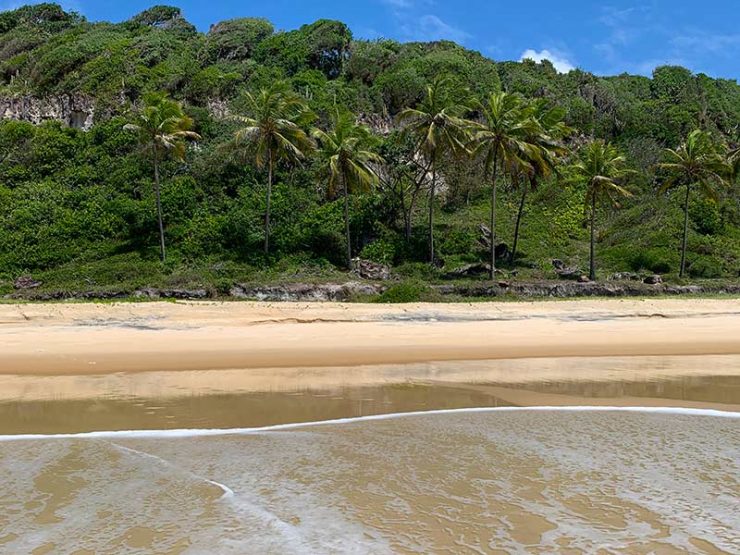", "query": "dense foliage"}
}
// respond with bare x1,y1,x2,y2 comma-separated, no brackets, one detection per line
0,4,737,294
